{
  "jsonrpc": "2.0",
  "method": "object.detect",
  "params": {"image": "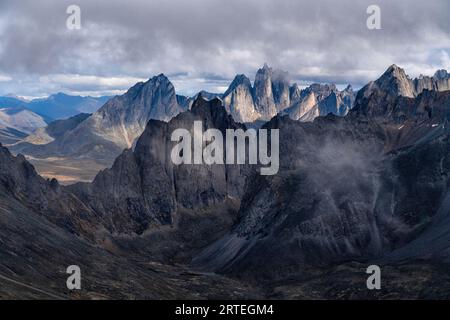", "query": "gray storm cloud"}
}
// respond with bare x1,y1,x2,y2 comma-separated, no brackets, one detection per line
0,0,449,97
